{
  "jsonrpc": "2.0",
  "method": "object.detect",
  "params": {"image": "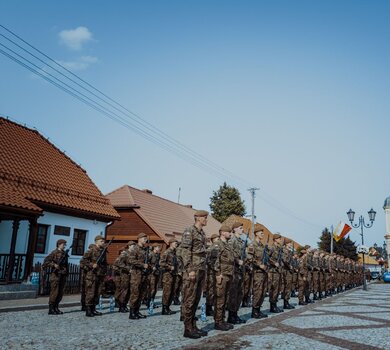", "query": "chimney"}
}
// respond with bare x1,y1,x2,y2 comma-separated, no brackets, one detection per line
142,189,153,194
